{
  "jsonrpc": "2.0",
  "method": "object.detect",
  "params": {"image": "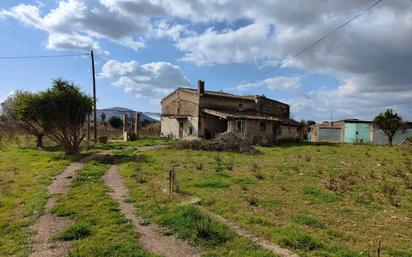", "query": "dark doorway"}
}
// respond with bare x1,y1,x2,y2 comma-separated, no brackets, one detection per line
179,122,184,139
272,123,280,142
